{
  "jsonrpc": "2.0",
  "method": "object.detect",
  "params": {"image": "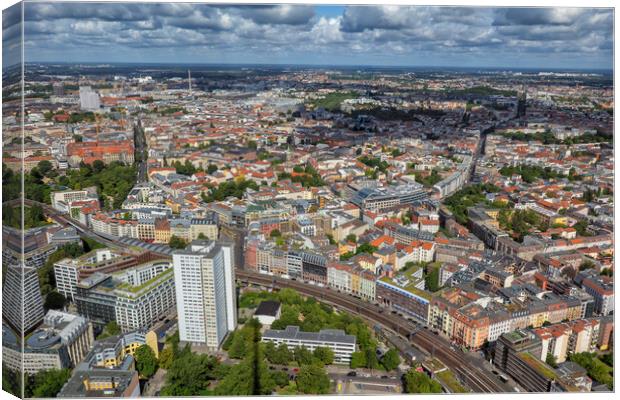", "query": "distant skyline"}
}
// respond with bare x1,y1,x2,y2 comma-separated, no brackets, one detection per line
2,3,614,70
